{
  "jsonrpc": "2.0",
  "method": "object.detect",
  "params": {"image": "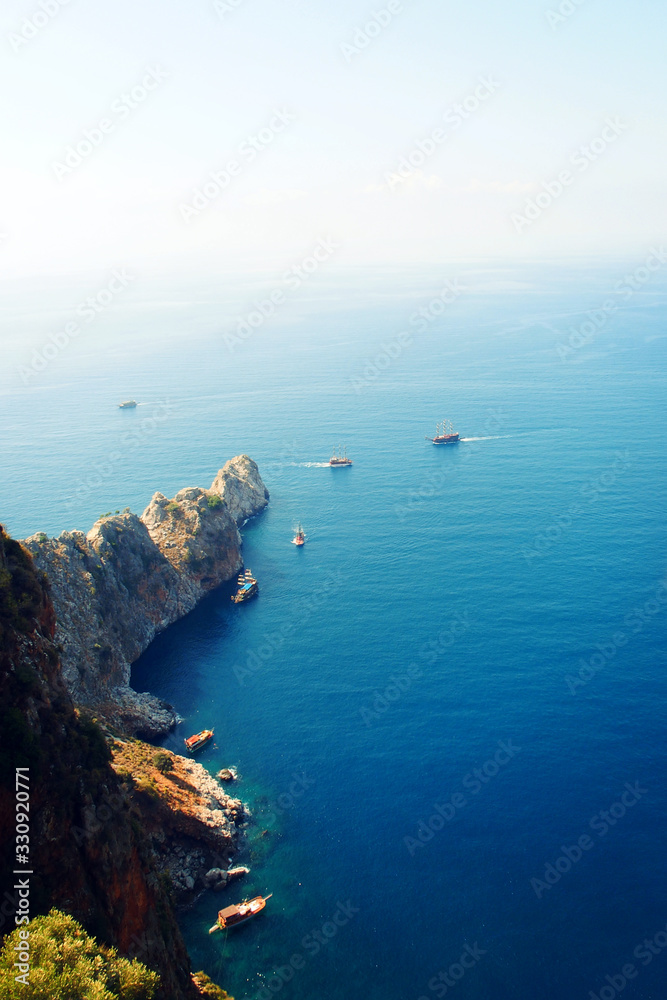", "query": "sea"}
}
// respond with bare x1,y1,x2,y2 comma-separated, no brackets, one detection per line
1,258,666,1000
